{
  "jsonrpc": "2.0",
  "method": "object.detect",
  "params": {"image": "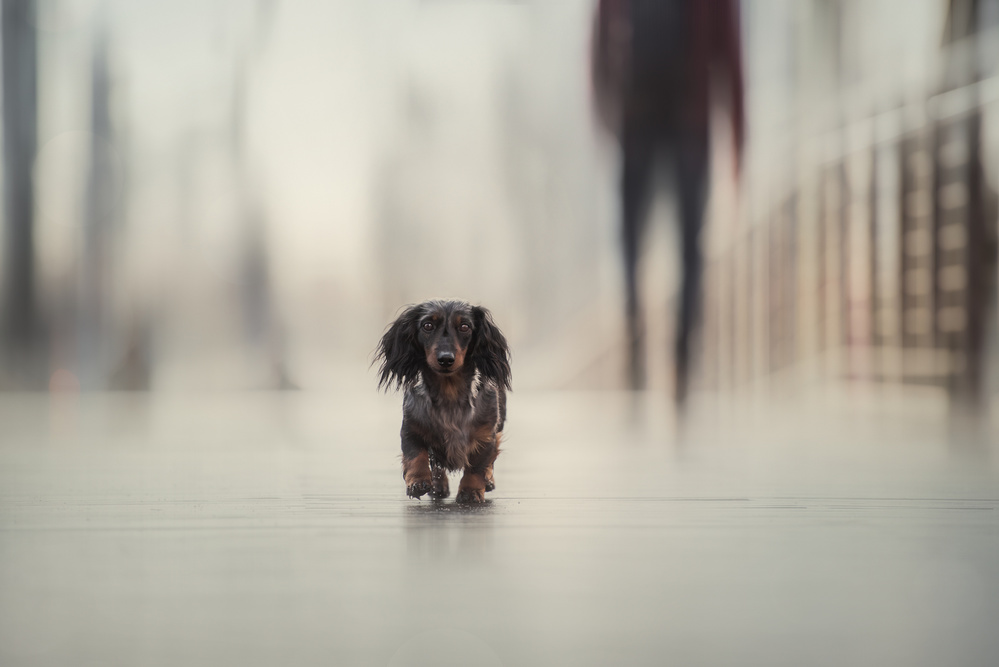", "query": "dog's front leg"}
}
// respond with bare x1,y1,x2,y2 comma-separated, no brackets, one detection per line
455,468,487,504
428,451,450,499
401,425,432,498
455,431,497,504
